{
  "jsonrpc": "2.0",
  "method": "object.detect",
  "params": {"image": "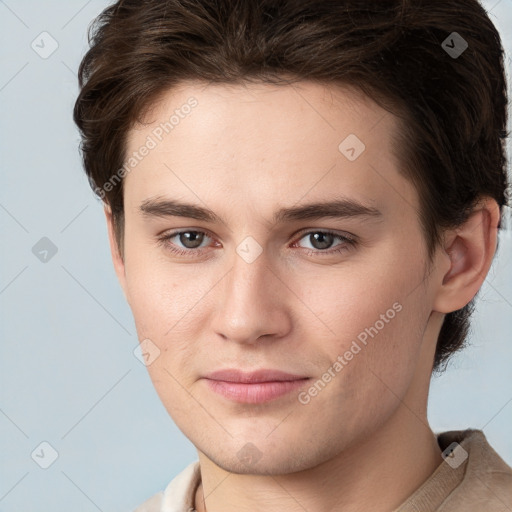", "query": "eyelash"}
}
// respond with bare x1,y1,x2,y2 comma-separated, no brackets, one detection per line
157,228,357,258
